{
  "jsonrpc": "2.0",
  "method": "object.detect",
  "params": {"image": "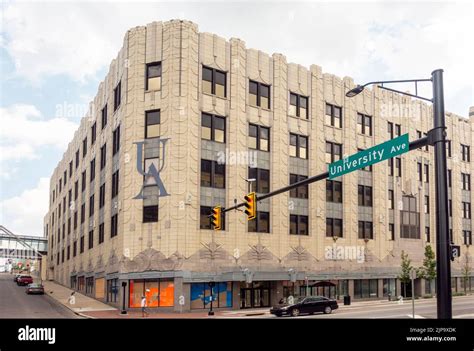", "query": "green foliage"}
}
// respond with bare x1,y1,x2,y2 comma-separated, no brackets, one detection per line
418,245,437,281
399,250,413,284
